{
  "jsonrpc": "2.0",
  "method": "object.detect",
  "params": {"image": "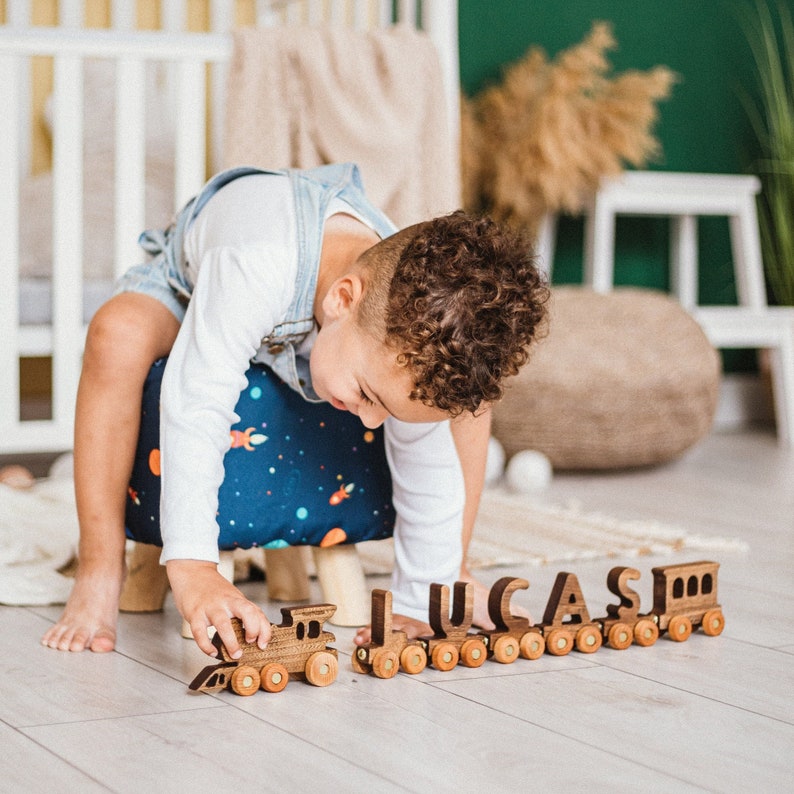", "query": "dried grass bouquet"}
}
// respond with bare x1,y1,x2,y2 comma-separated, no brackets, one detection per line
462,22,676,236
